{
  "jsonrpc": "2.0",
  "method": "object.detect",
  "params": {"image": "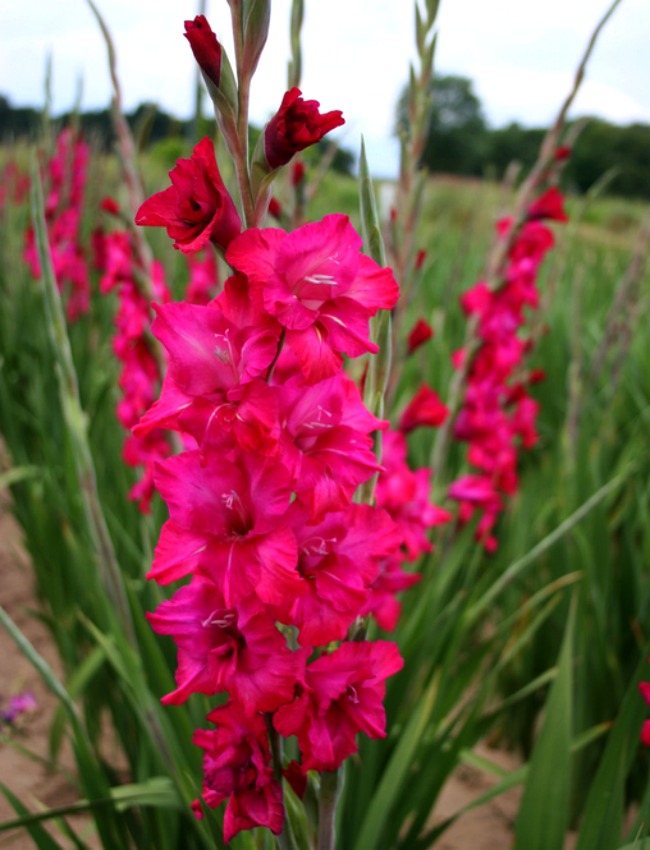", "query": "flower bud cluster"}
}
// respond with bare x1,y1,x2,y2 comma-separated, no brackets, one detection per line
448,188,568,550
94,203,172,512
136,209,418,841
24,129,91,321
